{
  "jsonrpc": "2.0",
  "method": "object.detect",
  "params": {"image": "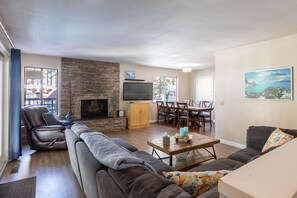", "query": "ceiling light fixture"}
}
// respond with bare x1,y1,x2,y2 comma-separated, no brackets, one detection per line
182,68,192,72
